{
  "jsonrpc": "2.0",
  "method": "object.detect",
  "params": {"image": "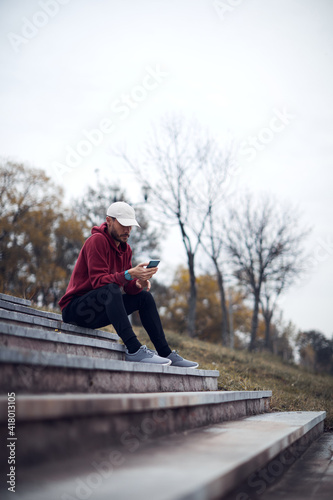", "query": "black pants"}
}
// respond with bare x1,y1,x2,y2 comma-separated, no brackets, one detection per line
62,283,171,356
